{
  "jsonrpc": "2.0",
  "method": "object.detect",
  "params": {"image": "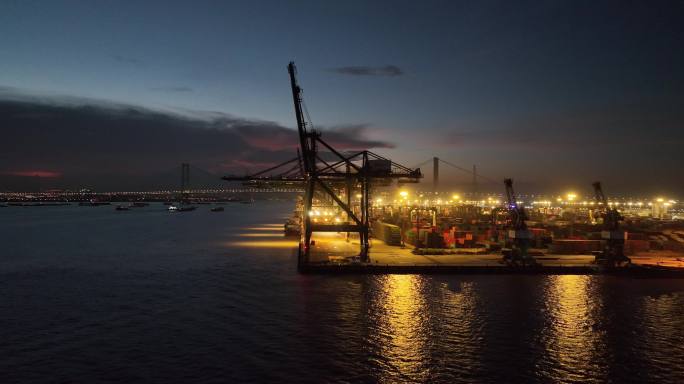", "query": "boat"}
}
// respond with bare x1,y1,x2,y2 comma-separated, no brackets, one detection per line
168,205,196,212
115,205,130,211
210,206,225,212
240,198,255,204
131,202,149,207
